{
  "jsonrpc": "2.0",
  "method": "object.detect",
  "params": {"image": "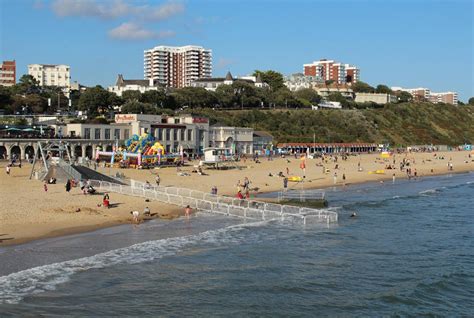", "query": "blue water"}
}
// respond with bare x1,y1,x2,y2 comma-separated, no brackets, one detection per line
1,172,473,317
